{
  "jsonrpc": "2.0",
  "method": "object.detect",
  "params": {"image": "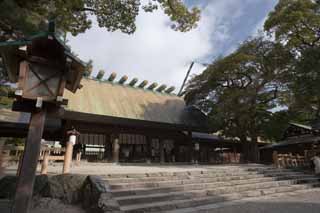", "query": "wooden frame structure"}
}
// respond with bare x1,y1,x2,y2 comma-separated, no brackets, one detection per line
0,23,85,213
